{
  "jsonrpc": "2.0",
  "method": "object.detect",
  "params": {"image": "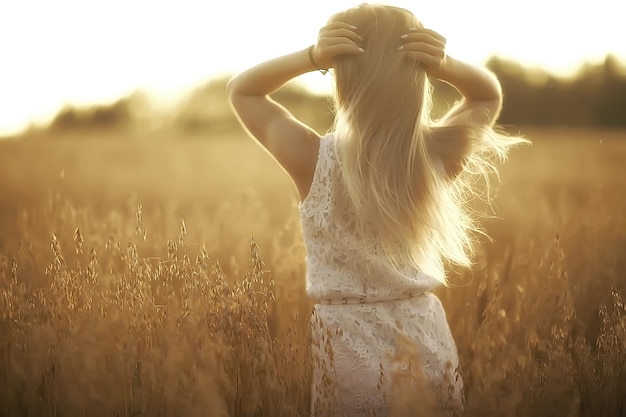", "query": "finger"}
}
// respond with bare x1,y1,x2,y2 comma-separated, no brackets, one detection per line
423,29,446,44
320,35,361,49
407,28,446,44
424,29,446,44
321,36,363,51
401,28,446,45
400,32,445,49
322,28,363,44
399,42,445,58
321,21,358,32
324,43,365,57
